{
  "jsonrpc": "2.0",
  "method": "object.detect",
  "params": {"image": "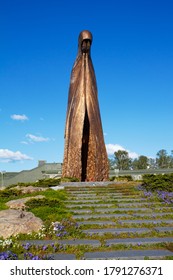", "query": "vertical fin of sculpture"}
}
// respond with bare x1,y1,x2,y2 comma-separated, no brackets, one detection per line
62,30,109,181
